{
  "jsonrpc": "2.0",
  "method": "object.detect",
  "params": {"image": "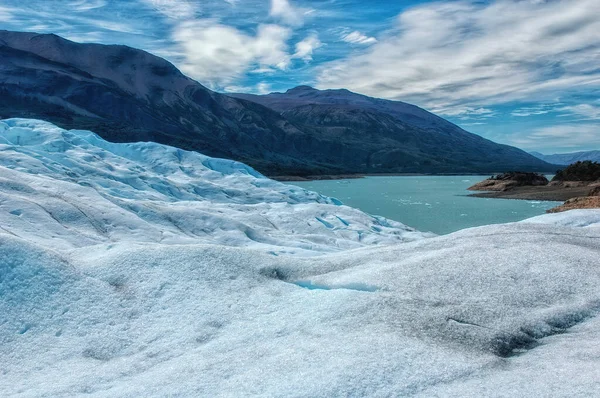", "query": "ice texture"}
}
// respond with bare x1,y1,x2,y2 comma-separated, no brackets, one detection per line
0,119,428,255
1,119,600,397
